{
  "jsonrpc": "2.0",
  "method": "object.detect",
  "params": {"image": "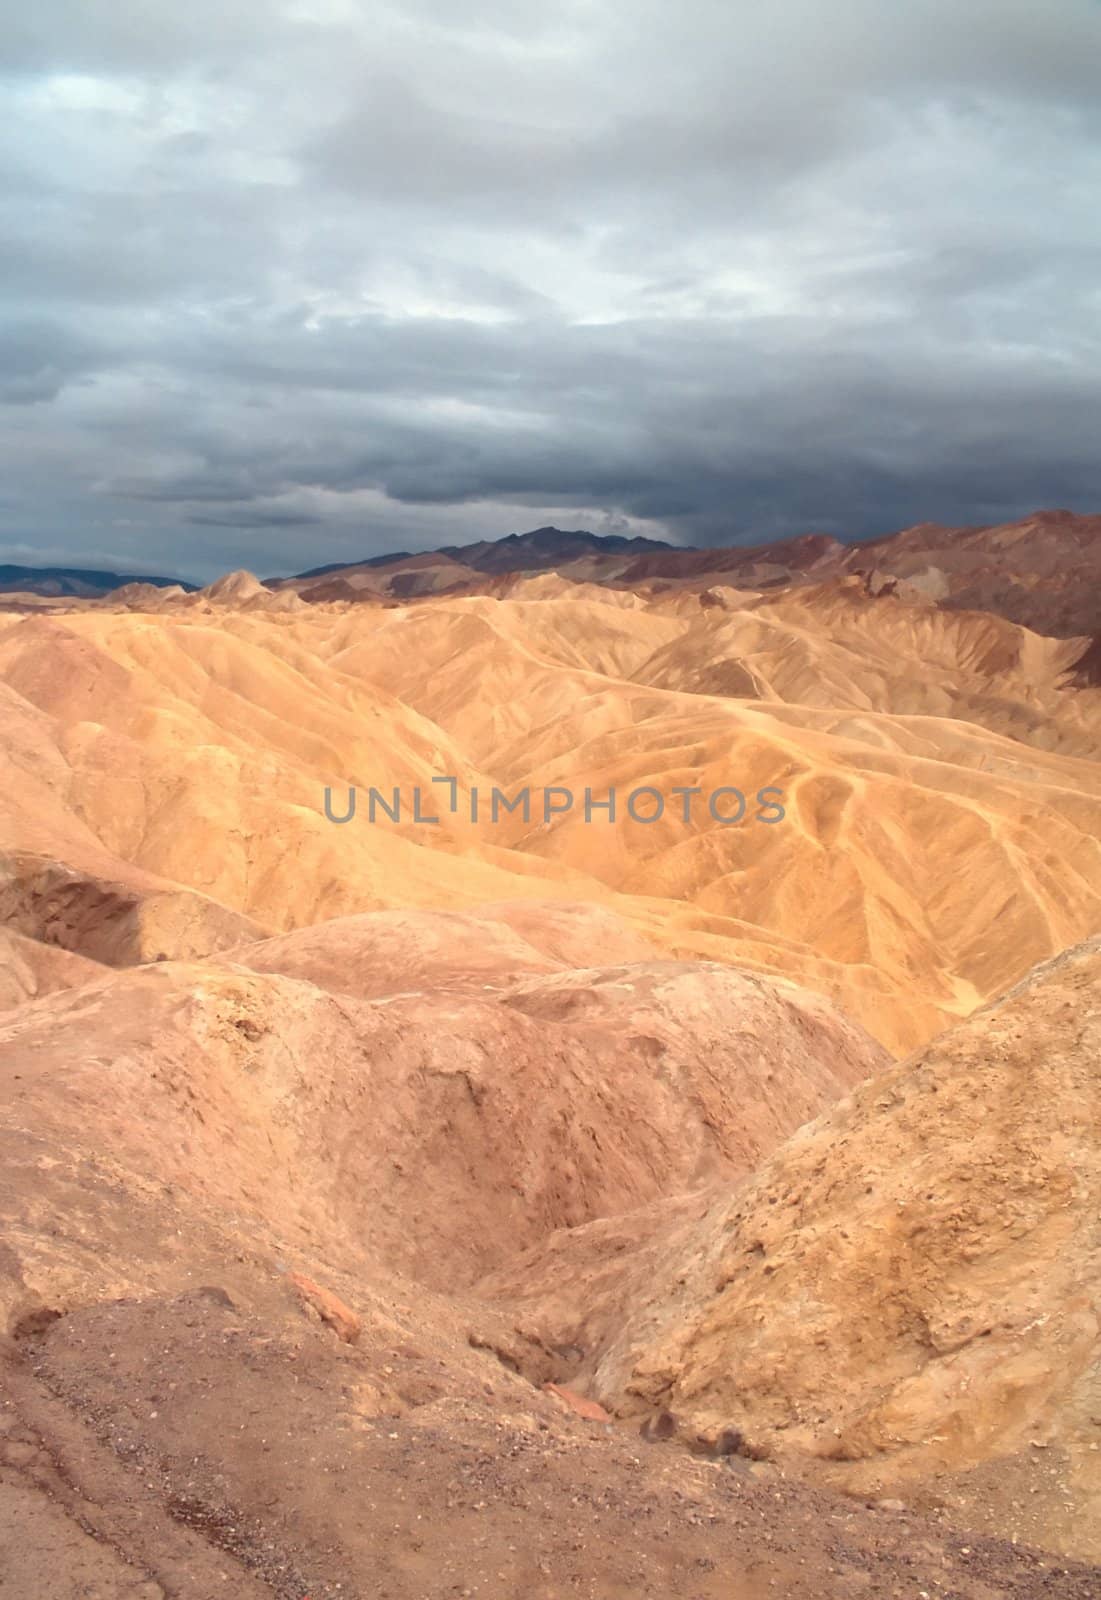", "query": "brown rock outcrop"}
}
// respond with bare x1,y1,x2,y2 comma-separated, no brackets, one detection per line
525,938,1101,1558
